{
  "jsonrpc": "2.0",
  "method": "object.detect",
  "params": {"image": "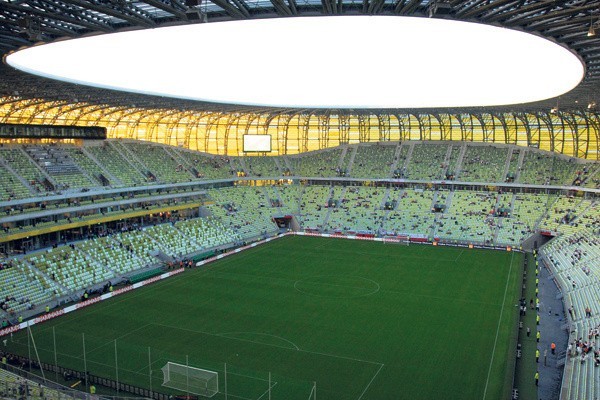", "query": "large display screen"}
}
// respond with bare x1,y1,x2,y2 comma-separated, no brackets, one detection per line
243,134,271,152
0,123,107,140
